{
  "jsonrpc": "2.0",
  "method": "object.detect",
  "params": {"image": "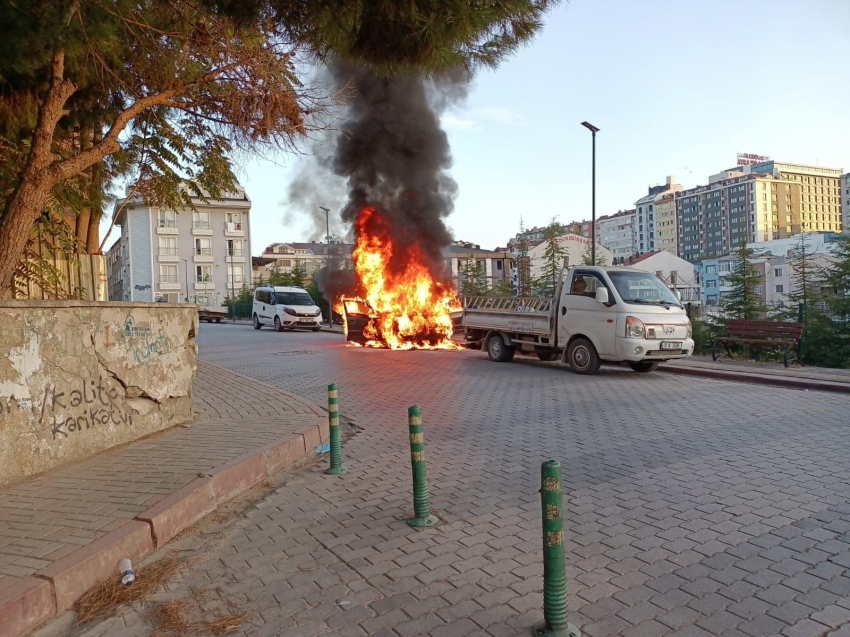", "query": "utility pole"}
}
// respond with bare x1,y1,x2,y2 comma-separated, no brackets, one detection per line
319,206,331,328
228,242,235,321
581,121,600,265
181,259,189,302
